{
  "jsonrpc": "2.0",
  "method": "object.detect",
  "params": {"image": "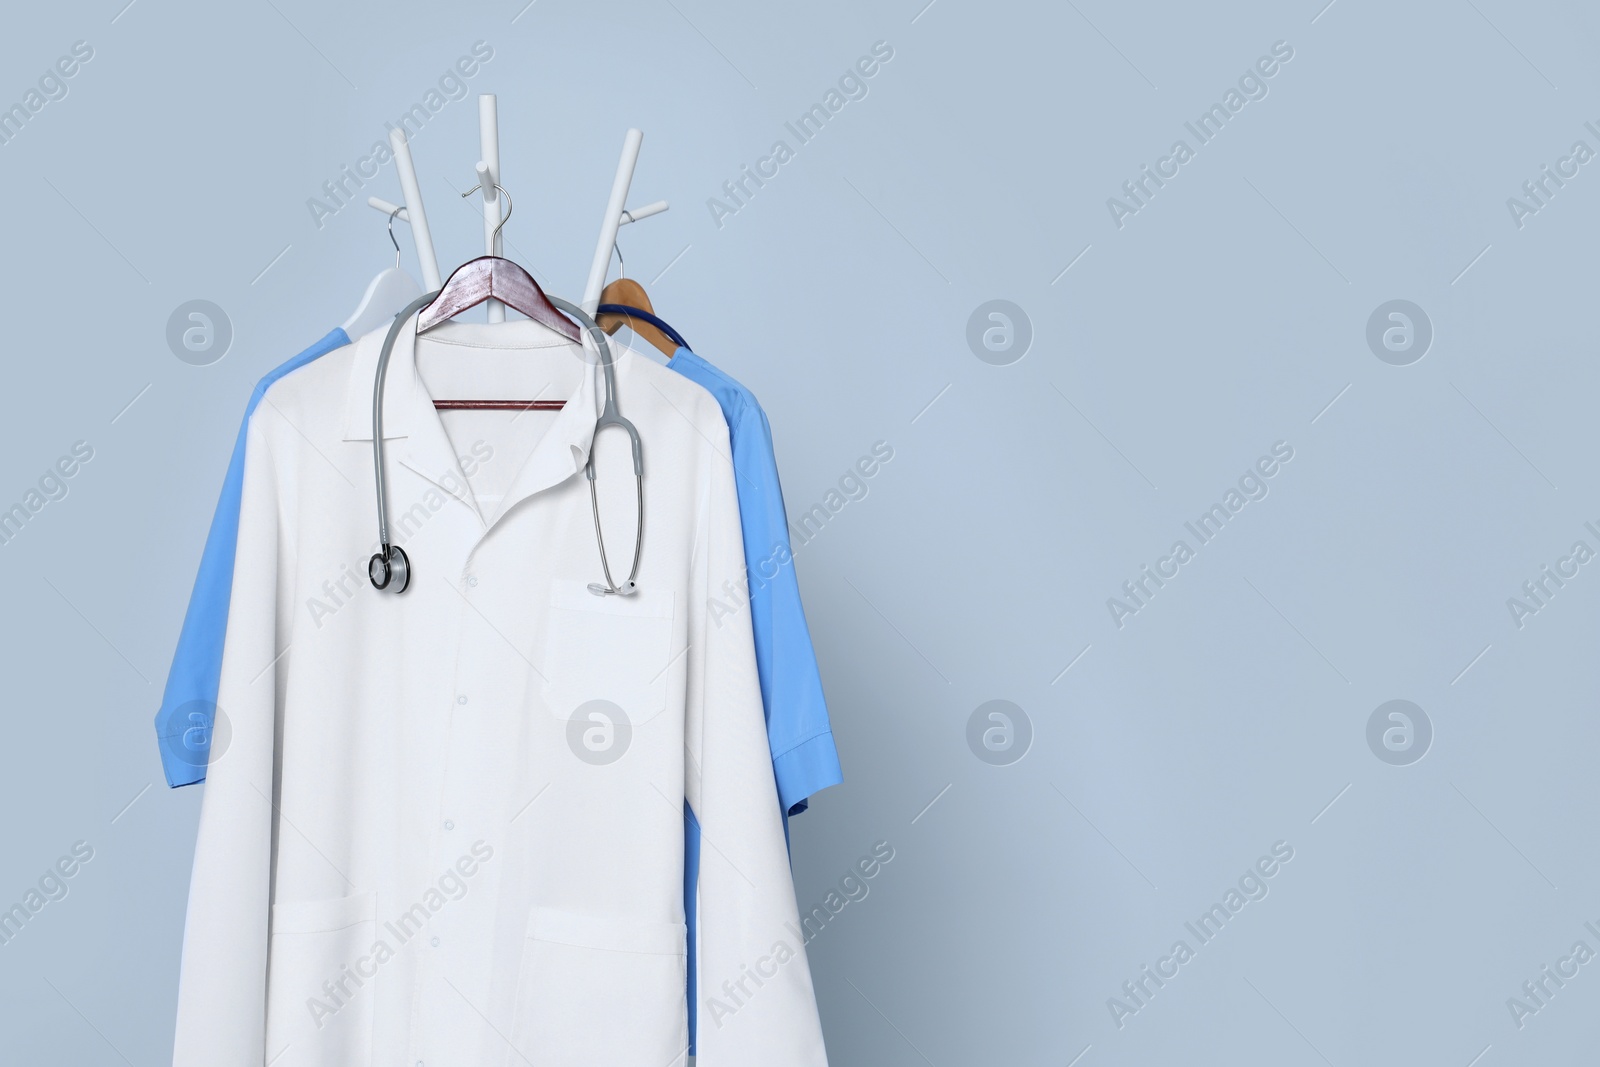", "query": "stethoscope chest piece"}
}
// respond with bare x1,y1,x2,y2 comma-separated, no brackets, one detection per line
369,543,411,593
